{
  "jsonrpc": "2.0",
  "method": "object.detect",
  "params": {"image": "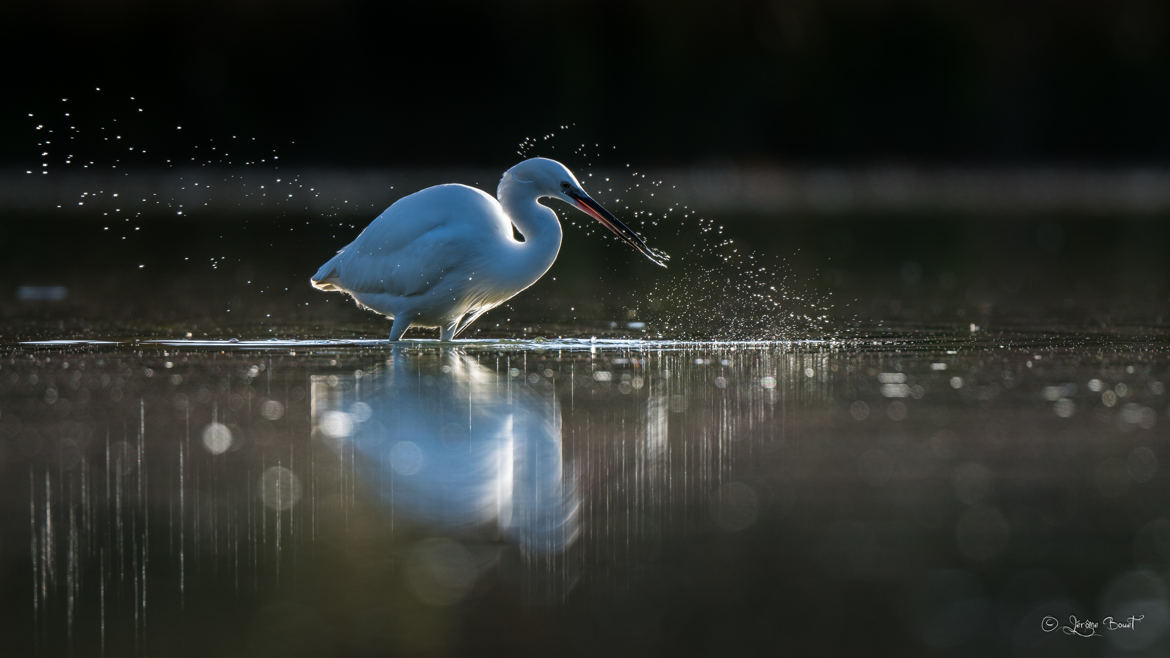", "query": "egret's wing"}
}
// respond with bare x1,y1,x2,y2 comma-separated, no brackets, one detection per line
331,185,507,298
338,228,478,297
